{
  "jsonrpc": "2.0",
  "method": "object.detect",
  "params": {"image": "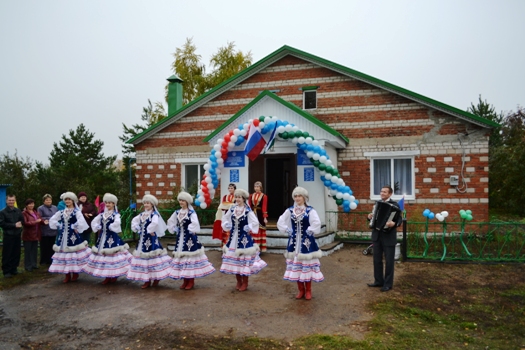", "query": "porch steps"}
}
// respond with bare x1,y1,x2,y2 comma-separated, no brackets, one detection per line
163,224,343,256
